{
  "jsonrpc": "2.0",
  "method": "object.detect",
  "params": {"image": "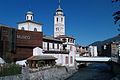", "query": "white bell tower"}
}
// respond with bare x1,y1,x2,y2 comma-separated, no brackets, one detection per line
26,11,33,21
54,0,65,37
